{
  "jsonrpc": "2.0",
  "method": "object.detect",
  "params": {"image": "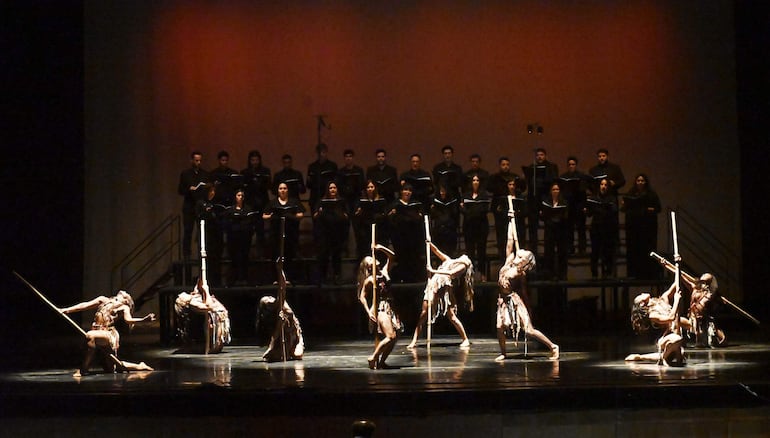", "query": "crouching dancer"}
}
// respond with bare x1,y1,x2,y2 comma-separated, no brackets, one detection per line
60,290,155,376
256,263,305,362
174,278,232,353
625,281,692,366
358,244,403,369
496,223,559,361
